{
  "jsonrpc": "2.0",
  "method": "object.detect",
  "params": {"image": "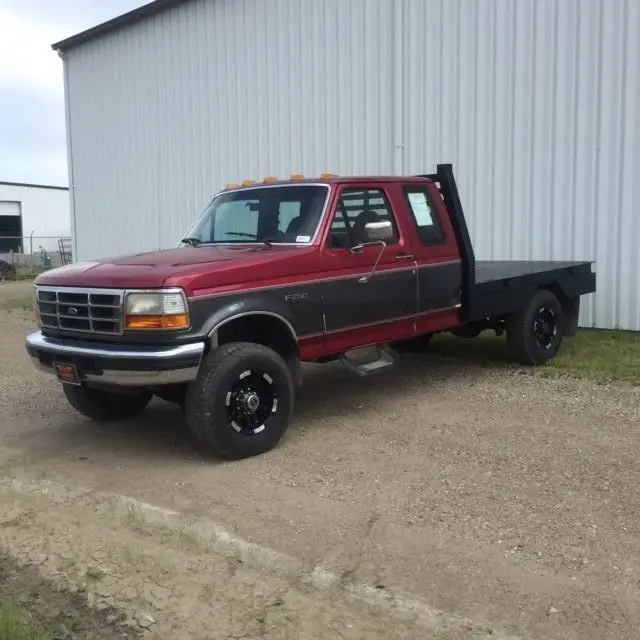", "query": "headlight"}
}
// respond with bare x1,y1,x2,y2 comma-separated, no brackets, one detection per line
124,289,189,330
